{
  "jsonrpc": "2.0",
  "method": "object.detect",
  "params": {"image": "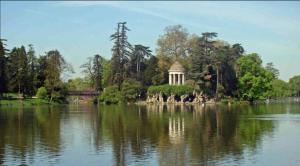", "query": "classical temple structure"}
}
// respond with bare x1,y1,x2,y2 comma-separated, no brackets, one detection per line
168,61,185,85
146,61,208,104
